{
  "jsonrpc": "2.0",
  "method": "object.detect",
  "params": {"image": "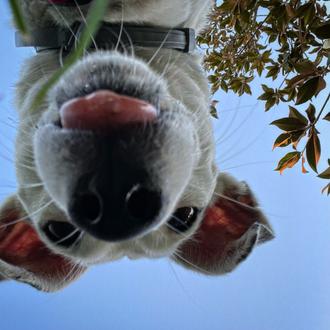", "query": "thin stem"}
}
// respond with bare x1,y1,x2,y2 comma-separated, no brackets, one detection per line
315,91,330,123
